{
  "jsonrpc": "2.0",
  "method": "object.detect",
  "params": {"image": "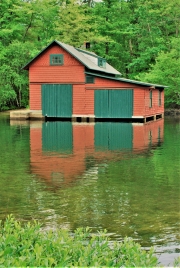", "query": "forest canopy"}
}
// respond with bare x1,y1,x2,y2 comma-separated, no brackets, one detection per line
0,0,179,110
